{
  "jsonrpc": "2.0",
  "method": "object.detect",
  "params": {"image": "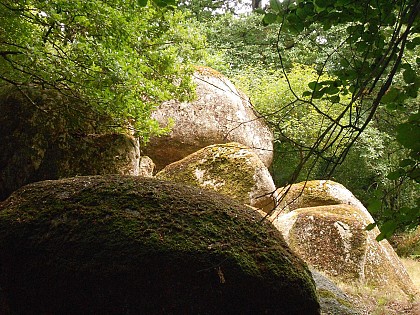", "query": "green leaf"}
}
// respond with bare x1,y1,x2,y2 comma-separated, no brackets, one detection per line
329,95,340,103
153,0,173,7
314,0,329,8
308,81,318,90
376,231,386,241
368,198,382,214
408,168,420,182
270,0,282,13
287,14,304,33
365,223,377,231
325,85,339,95
376,220,398,241
399,159,415,167
263,13,278,25
312,87,327,99
396,122,420,152
403,67,417,84
138,0,148,6
406,37,420,50
381,87,400,103
387,169,403,180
